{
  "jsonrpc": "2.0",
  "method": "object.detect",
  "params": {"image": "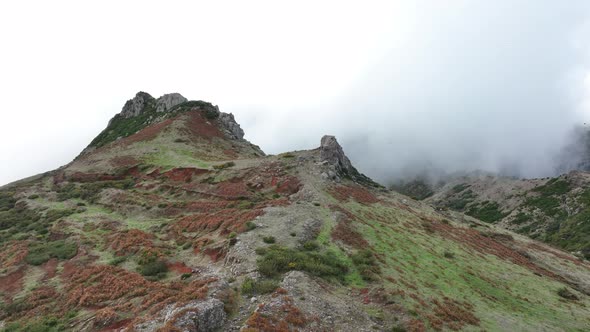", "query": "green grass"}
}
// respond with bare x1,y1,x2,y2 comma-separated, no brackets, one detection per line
339,201,590,331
